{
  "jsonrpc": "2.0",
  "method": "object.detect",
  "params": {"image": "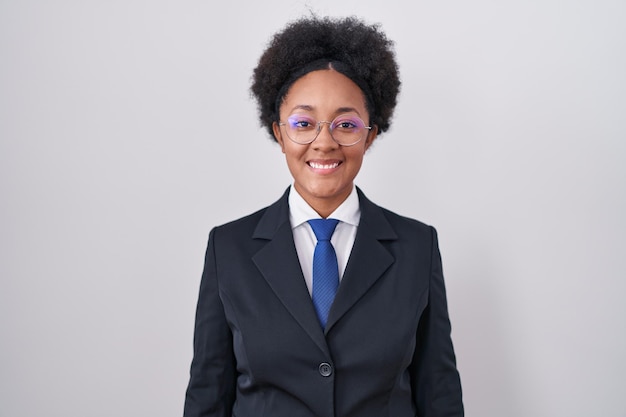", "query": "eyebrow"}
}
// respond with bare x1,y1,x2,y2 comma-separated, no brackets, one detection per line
289,105,363,116
290,105,314,112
